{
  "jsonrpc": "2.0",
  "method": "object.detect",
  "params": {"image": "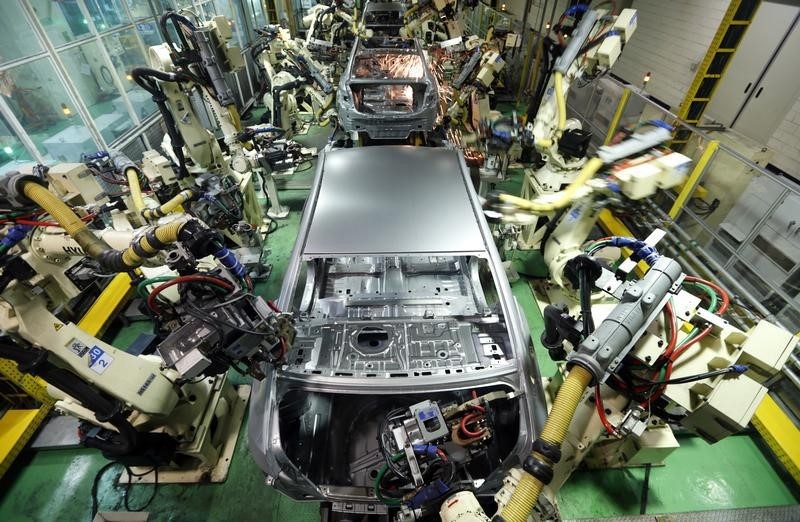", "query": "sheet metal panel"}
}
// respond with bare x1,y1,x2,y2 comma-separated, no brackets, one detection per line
303,146,485,256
